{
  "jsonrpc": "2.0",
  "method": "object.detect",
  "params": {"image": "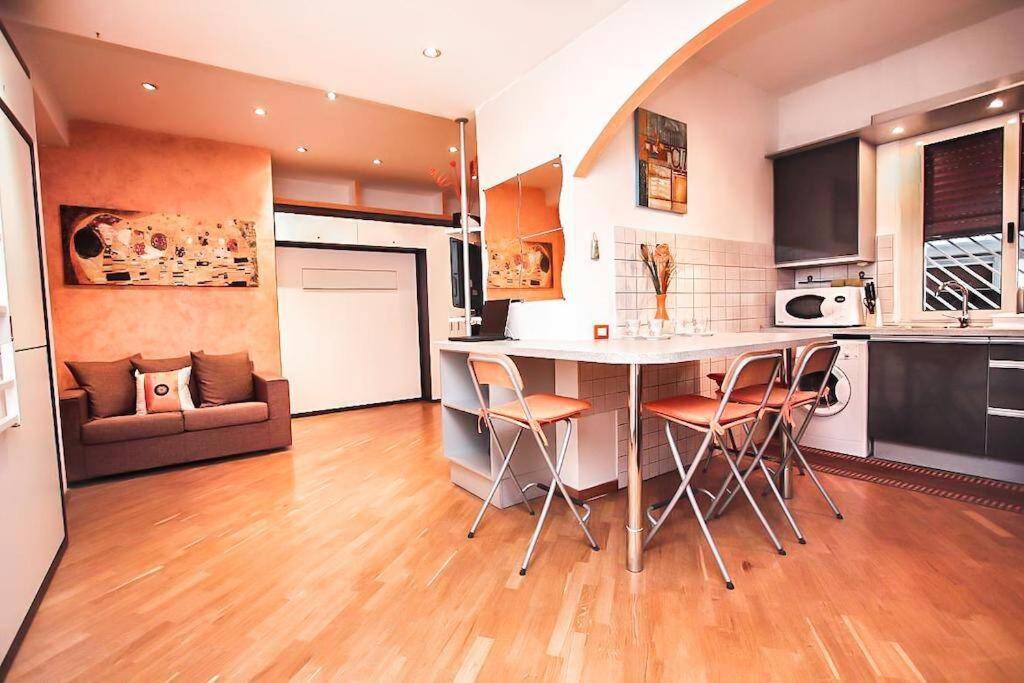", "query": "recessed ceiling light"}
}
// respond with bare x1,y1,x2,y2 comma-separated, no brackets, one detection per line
553,162,561,168
1008,116,1018,125
915,140,925,147
141,82,158,91
891,126,905,135
326,91,337,101
988,97,1005,109
254,107,267,117
448,146,459,153
296,146,308,153
422,46,442,59
372,158,383,166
